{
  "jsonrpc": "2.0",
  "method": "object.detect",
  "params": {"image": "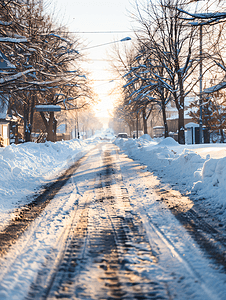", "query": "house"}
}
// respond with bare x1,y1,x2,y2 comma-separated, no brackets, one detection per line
0,97,10,146
166,97,196,133
147,96,198,141
0,51,18,146
56,123,70,141
0,96,18,146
